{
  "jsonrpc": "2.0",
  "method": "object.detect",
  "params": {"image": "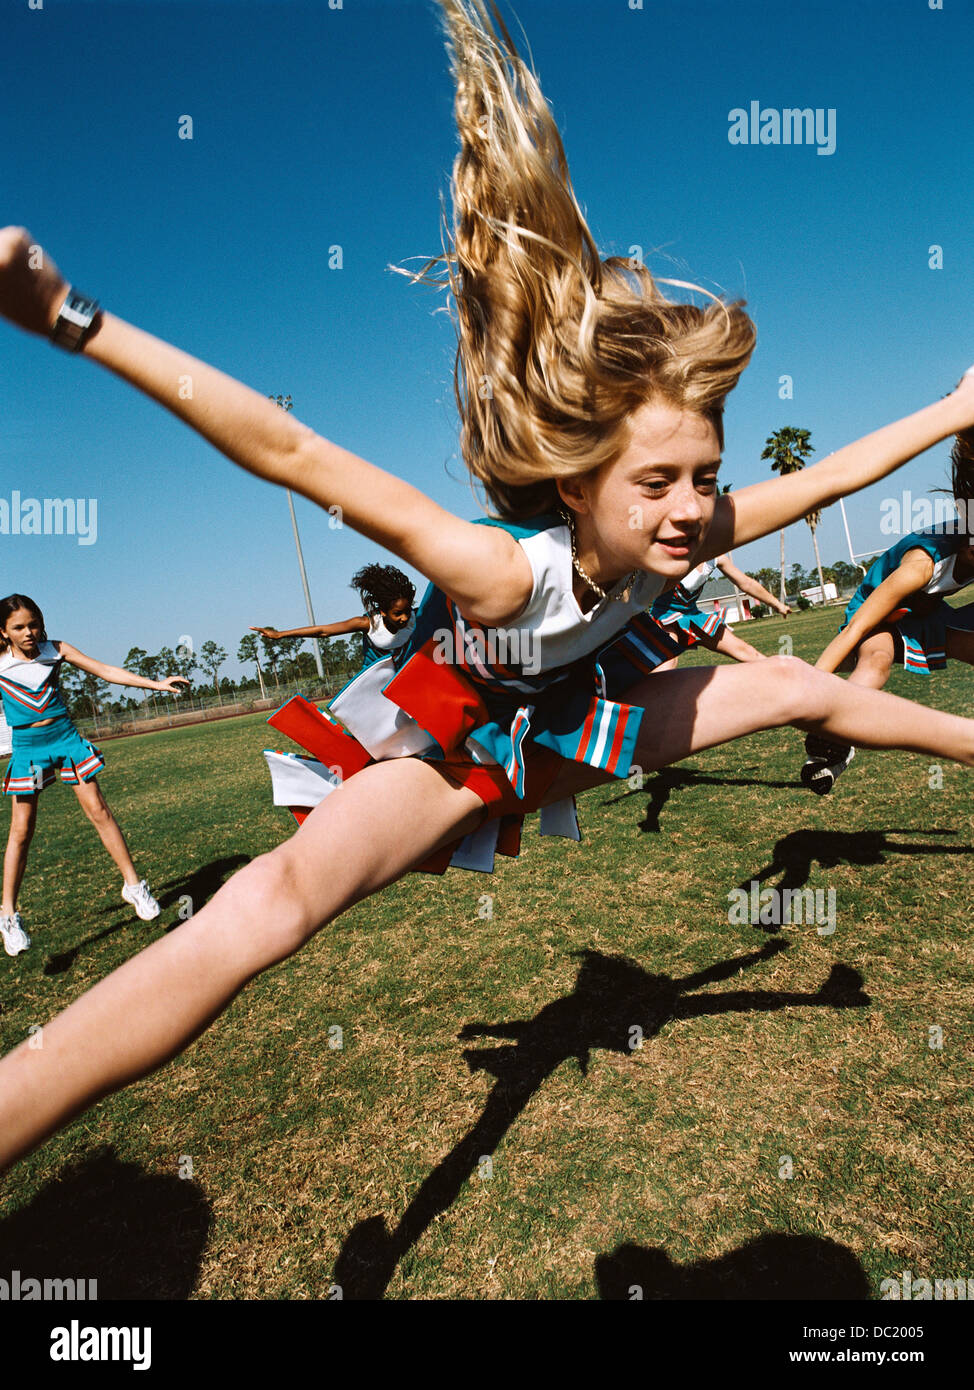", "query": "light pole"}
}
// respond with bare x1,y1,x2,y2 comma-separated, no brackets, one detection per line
838,497,869,578
270,394,325,679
